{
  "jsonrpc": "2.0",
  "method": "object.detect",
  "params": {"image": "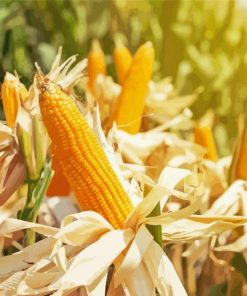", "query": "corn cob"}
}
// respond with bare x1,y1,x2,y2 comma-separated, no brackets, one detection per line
47,148,71,197
88,39,106,96
109,42,154,134
232,122,247,180
38,77,133,229
194,127,218,161
1,73,28,128
114,40,132,85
